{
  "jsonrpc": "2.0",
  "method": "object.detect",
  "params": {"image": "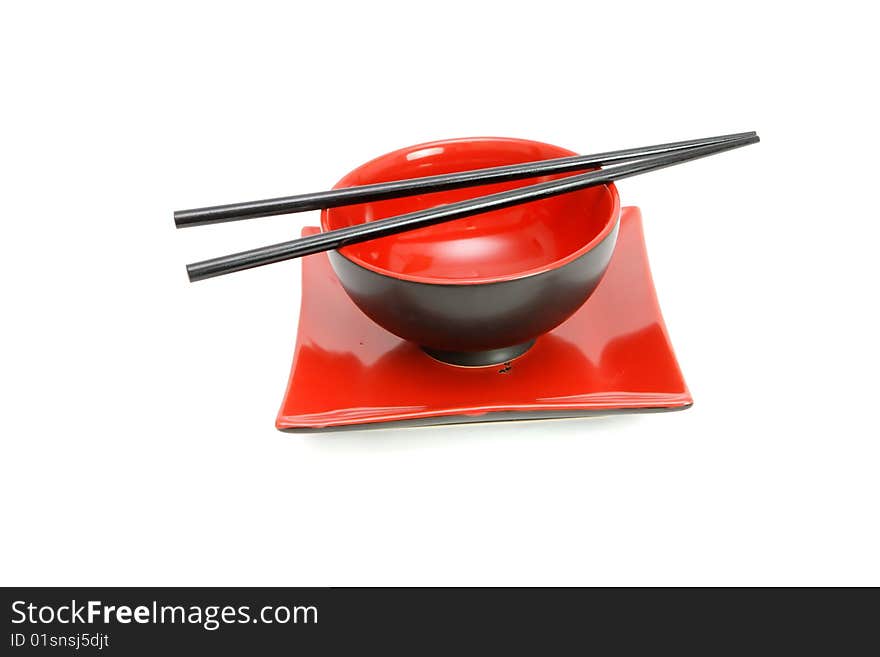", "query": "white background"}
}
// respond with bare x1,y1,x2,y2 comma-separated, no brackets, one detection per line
2,1,878,586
